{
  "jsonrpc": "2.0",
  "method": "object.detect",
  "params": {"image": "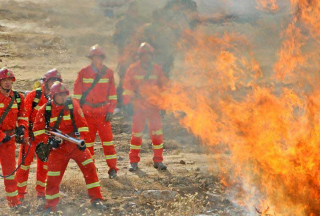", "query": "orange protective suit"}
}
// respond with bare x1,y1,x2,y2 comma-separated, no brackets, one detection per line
0,90,28,207
33,99,102,211
73,64,118,172
122,61,168,163
17,85,48,199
